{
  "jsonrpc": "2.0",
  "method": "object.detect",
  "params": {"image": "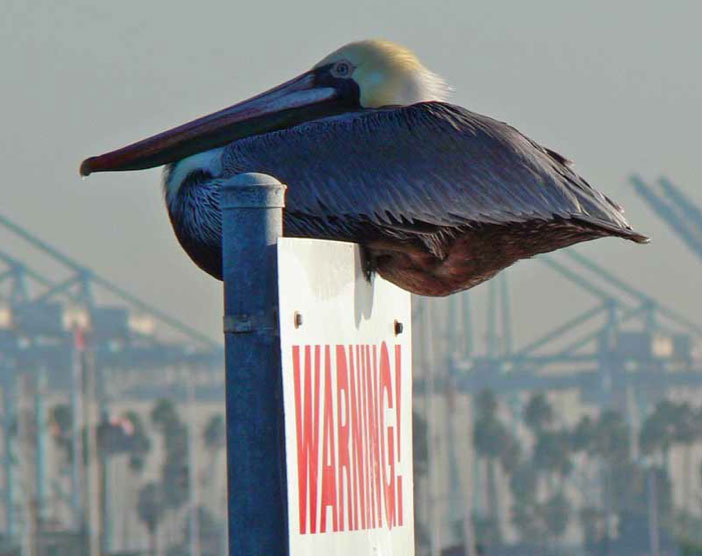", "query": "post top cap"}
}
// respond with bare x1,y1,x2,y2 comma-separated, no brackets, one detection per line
220,172,286,209
223,172,283,188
